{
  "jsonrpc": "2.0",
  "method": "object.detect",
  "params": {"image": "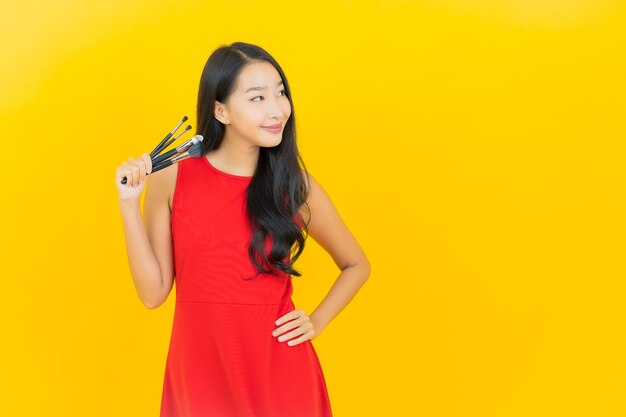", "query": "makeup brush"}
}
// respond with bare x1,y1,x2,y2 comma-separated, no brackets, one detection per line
152,134,204,166
150,116,188,159
152,125,192,160
151,141,204,173
120,141,204,185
